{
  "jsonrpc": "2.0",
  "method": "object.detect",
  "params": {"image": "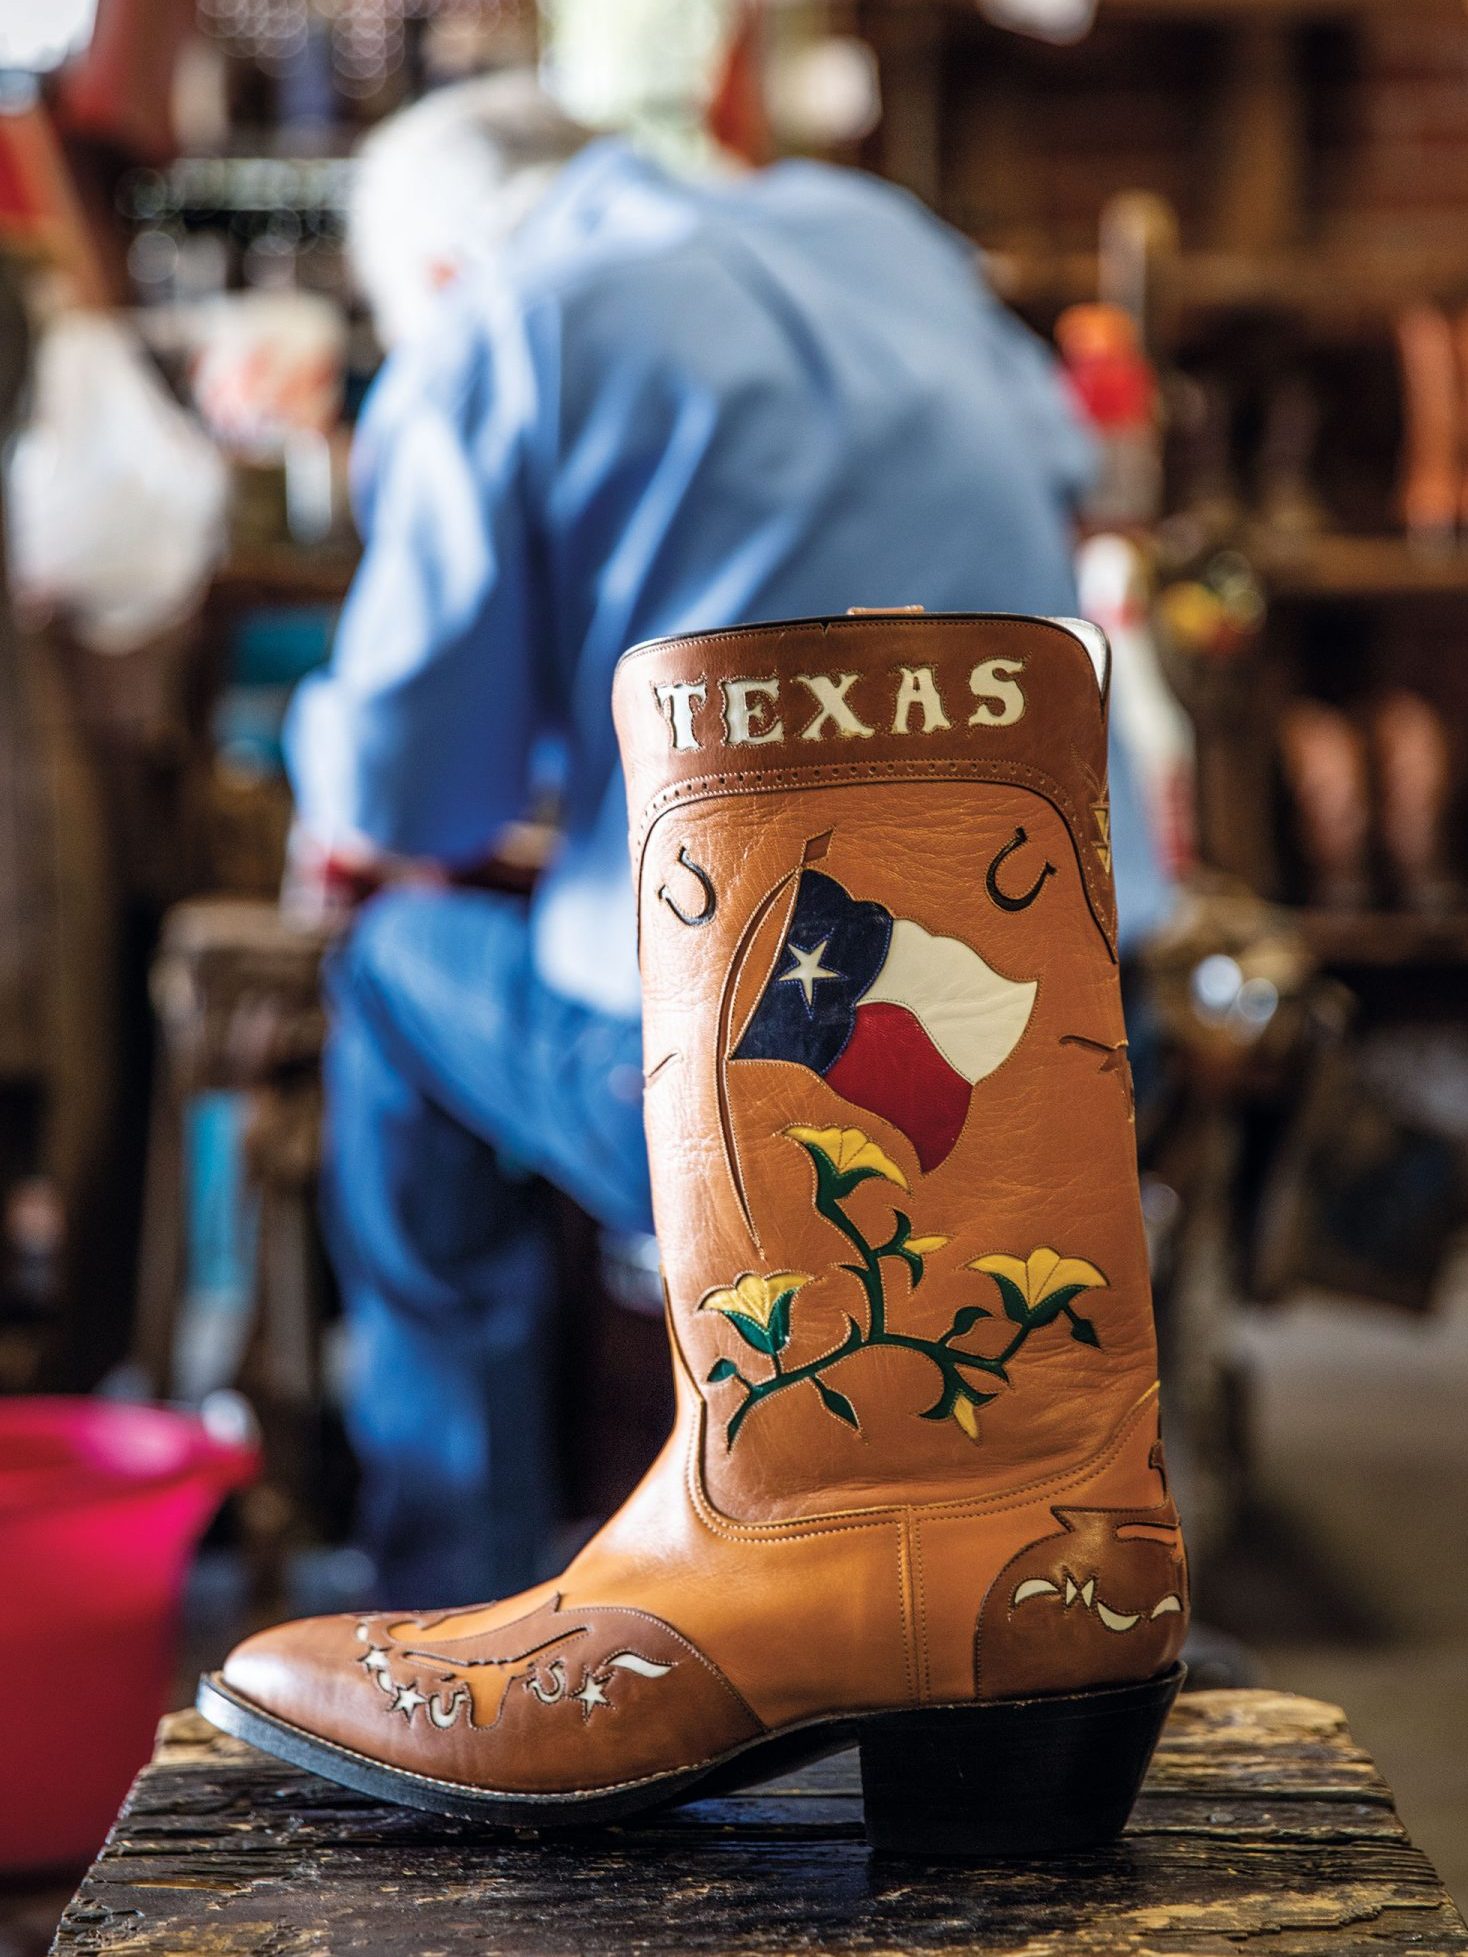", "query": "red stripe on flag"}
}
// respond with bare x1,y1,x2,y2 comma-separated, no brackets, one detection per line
824,1002,971,1174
